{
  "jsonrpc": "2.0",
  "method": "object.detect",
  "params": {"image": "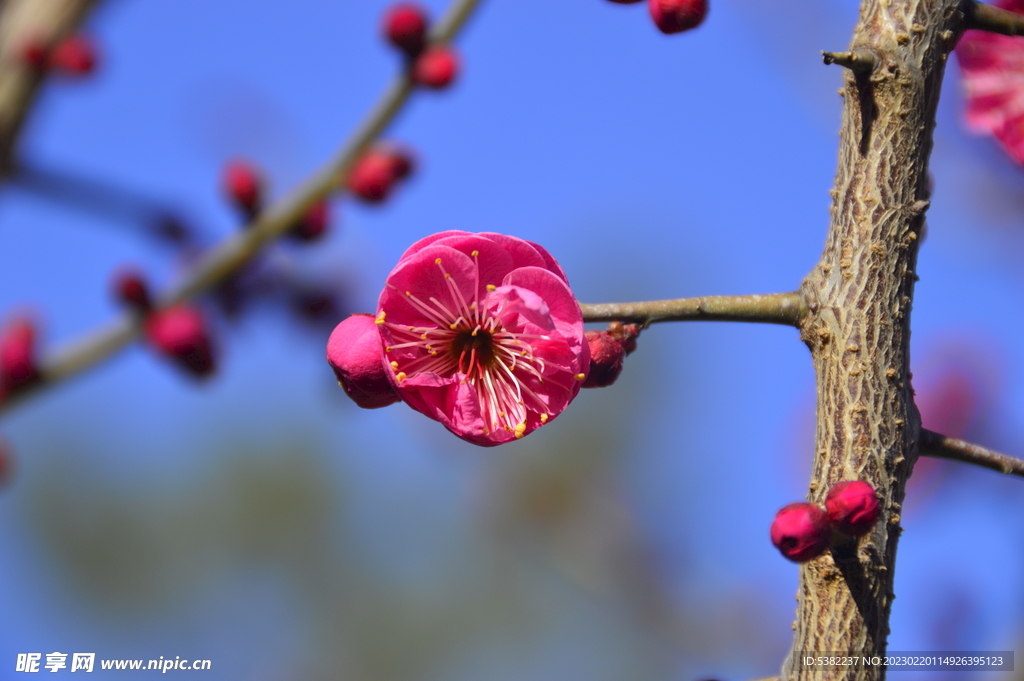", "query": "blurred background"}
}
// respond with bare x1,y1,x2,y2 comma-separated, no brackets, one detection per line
0,0,1023,678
